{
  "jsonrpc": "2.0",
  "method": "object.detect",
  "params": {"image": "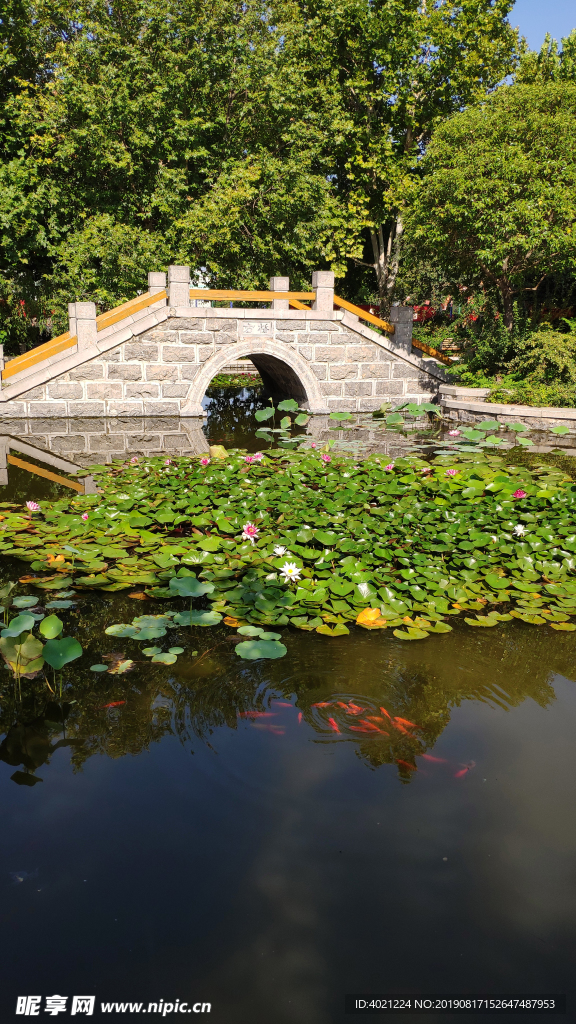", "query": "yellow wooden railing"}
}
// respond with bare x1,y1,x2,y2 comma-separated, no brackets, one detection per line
411,338,452,366
333,295,394,334
2,290,166,381
7,454,85,492
2,283,448,383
